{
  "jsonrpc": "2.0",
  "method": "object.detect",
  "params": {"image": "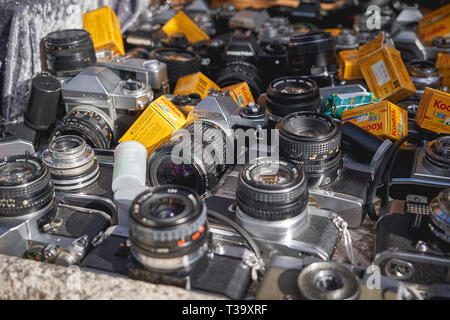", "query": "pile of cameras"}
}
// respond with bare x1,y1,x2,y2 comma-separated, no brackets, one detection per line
0,0,449,300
